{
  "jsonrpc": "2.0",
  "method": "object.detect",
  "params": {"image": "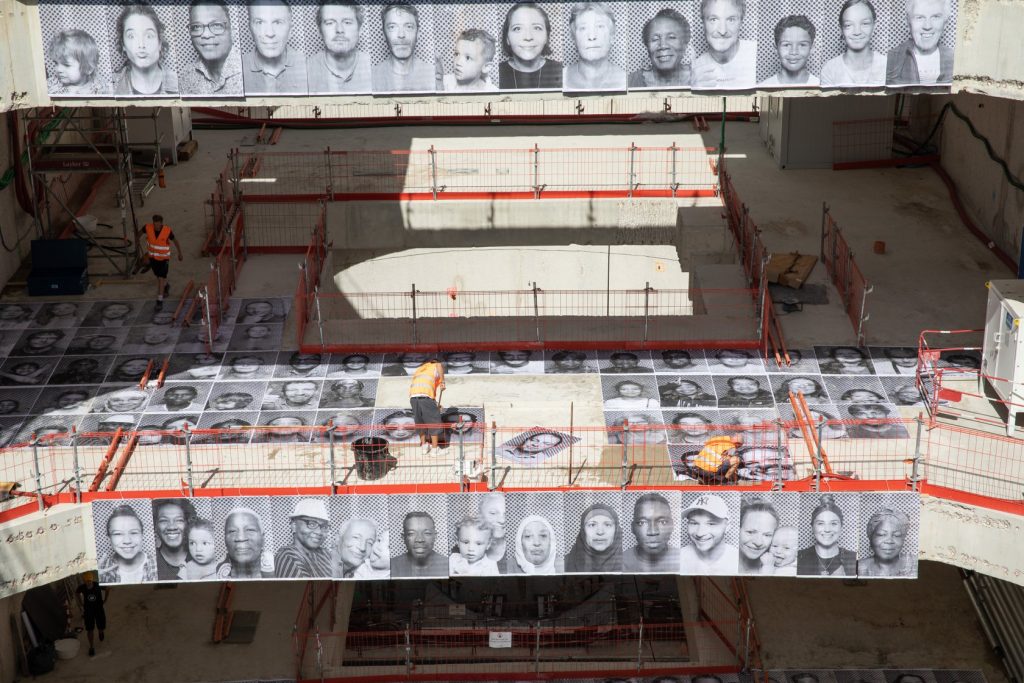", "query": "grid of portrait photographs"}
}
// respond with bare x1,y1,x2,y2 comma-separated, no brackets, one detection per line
38,0,957,100
90,489,920,584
